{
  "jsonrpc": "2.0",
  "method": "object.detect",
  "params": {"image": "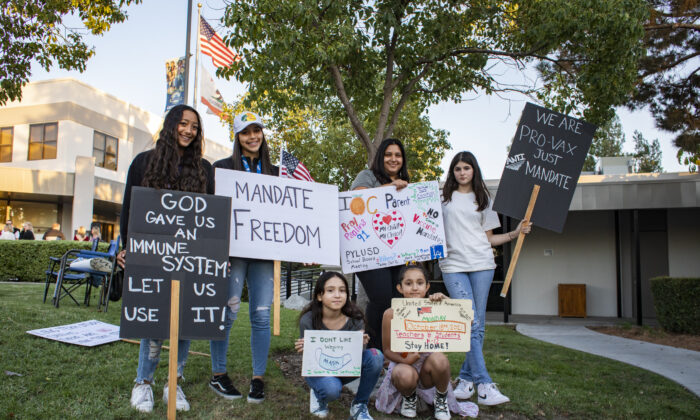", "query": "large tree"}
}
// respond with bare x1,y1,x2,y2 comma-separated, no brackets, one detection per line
0,0,142,105
632,130,664,172
582,115,627,172
629,0,698,171
220,0,647,165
